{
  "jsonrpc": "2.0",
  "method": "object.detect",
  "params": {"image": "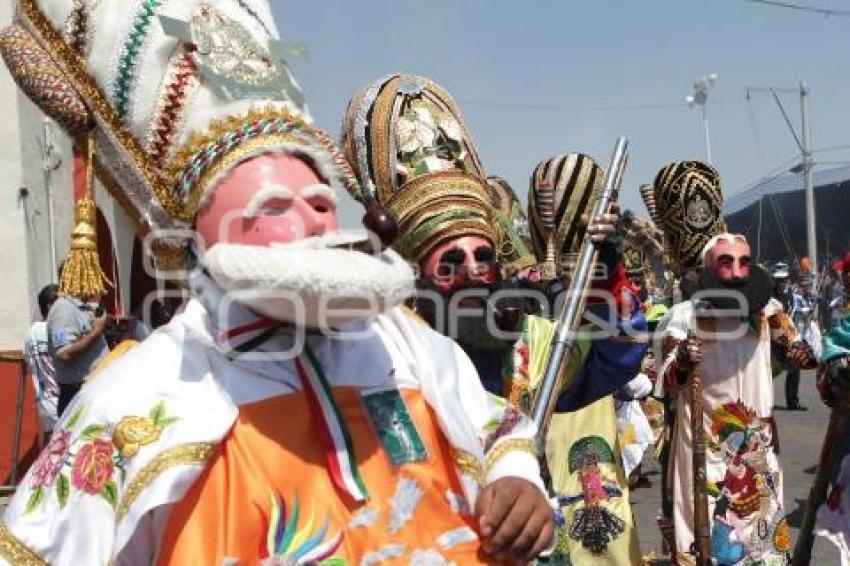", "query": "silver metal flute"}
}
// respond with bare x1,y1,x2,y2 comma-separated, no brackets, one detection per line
531,137,630,438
